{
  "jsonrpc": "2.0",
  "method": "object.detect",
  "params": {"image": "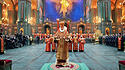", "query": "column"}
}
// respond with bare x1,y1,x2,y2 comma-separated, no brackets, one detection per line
18,0,31,35
0,3,2,35
97,0,112,35
83,0,86,24
122,1,125,33
27,1,31,35
35,9,39,33
41,0,45,34
36,0,41,33
97,0,103,32
0,3,2,22
0,3,2,27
